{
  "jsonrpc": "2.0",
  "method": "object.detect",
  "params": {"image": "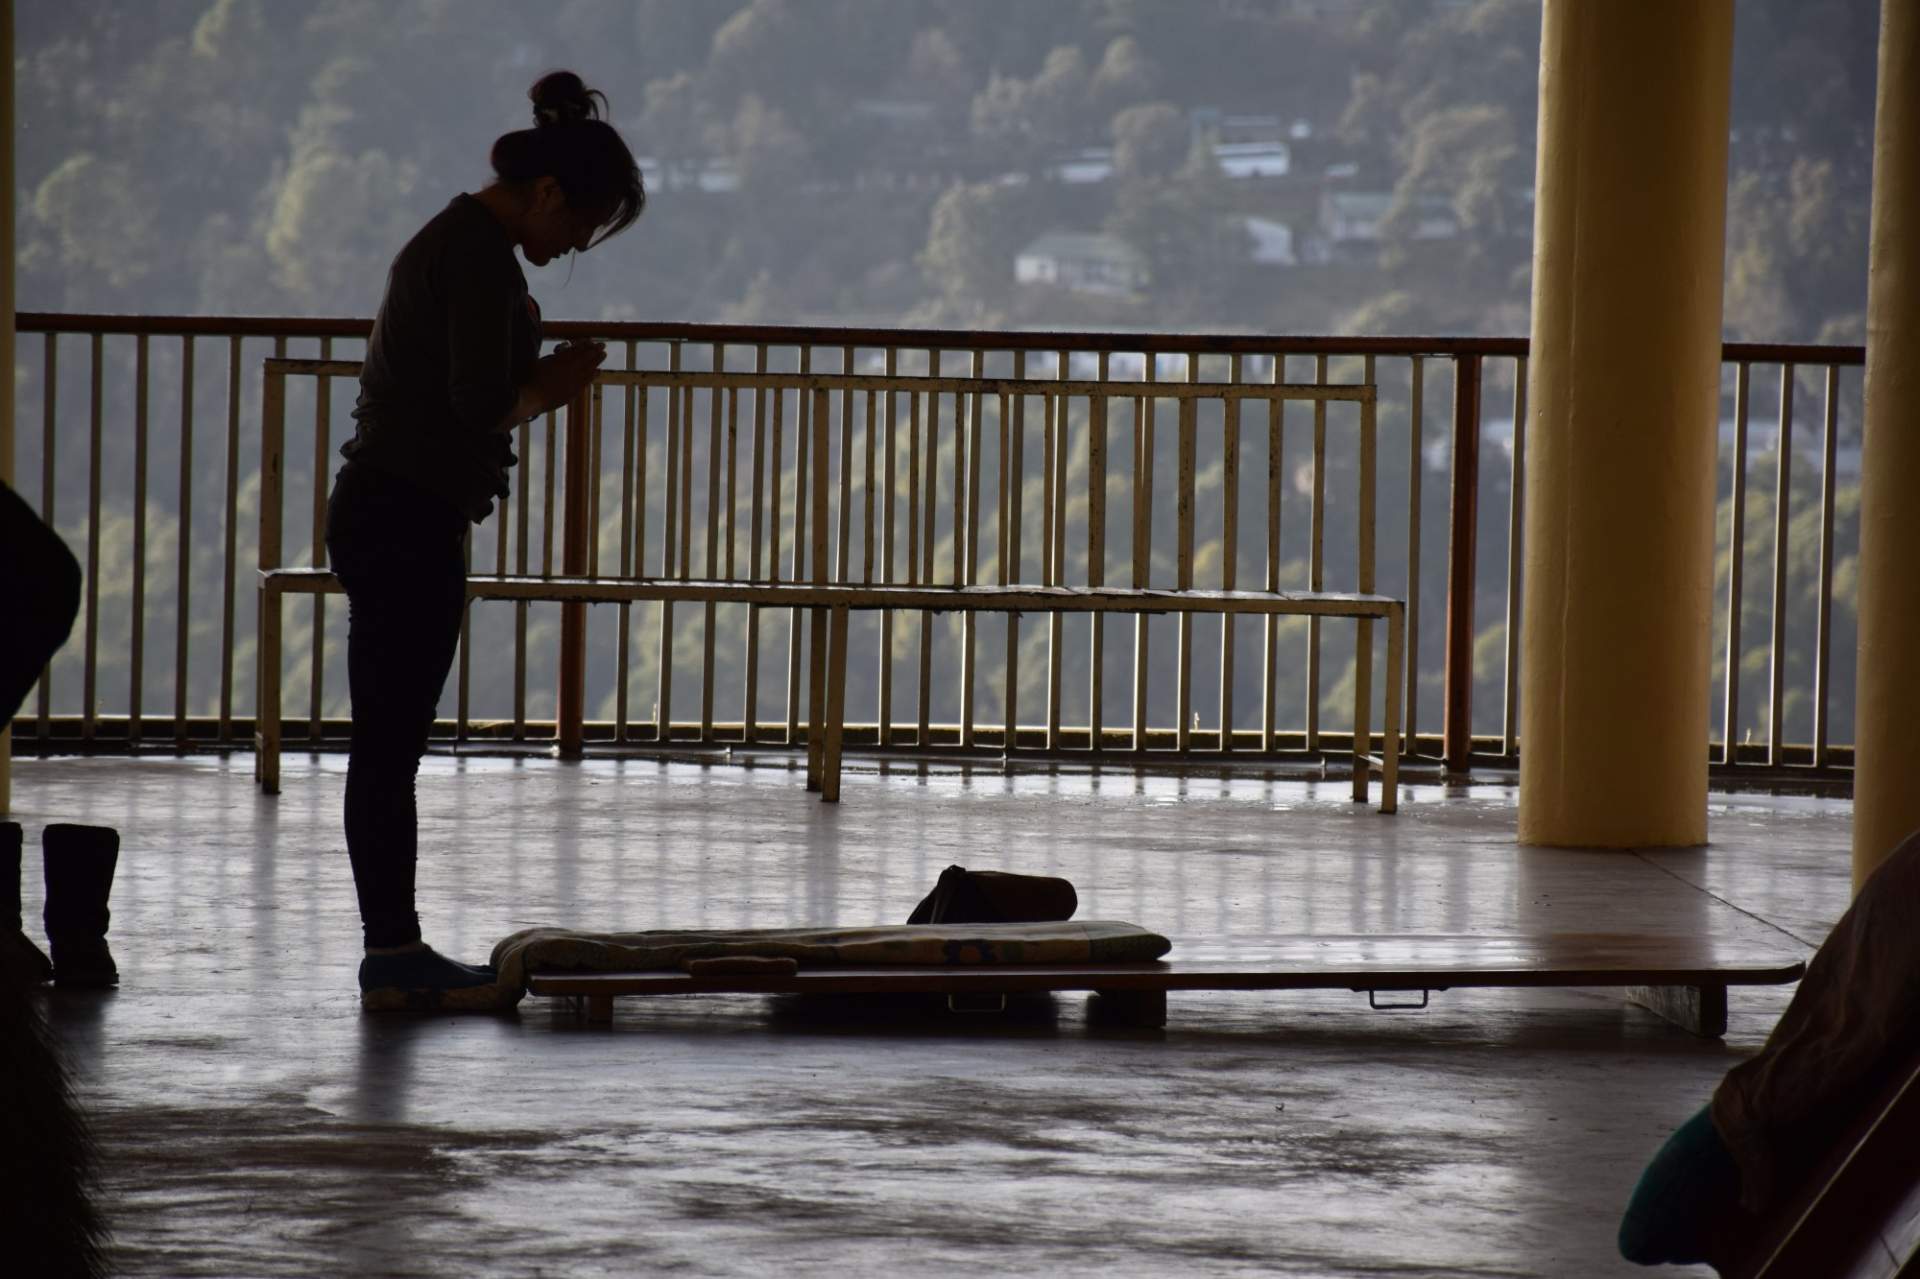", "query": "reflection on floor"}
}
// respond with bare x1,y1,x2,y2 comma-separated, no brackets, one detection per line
11,752,1850,1278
